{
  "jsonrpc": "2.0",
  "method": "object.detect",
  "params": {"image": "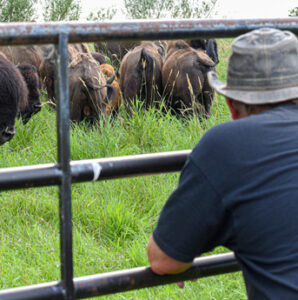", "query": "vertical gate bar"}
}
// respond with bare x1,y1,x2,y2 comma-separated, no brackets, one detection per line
55,32,74,299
